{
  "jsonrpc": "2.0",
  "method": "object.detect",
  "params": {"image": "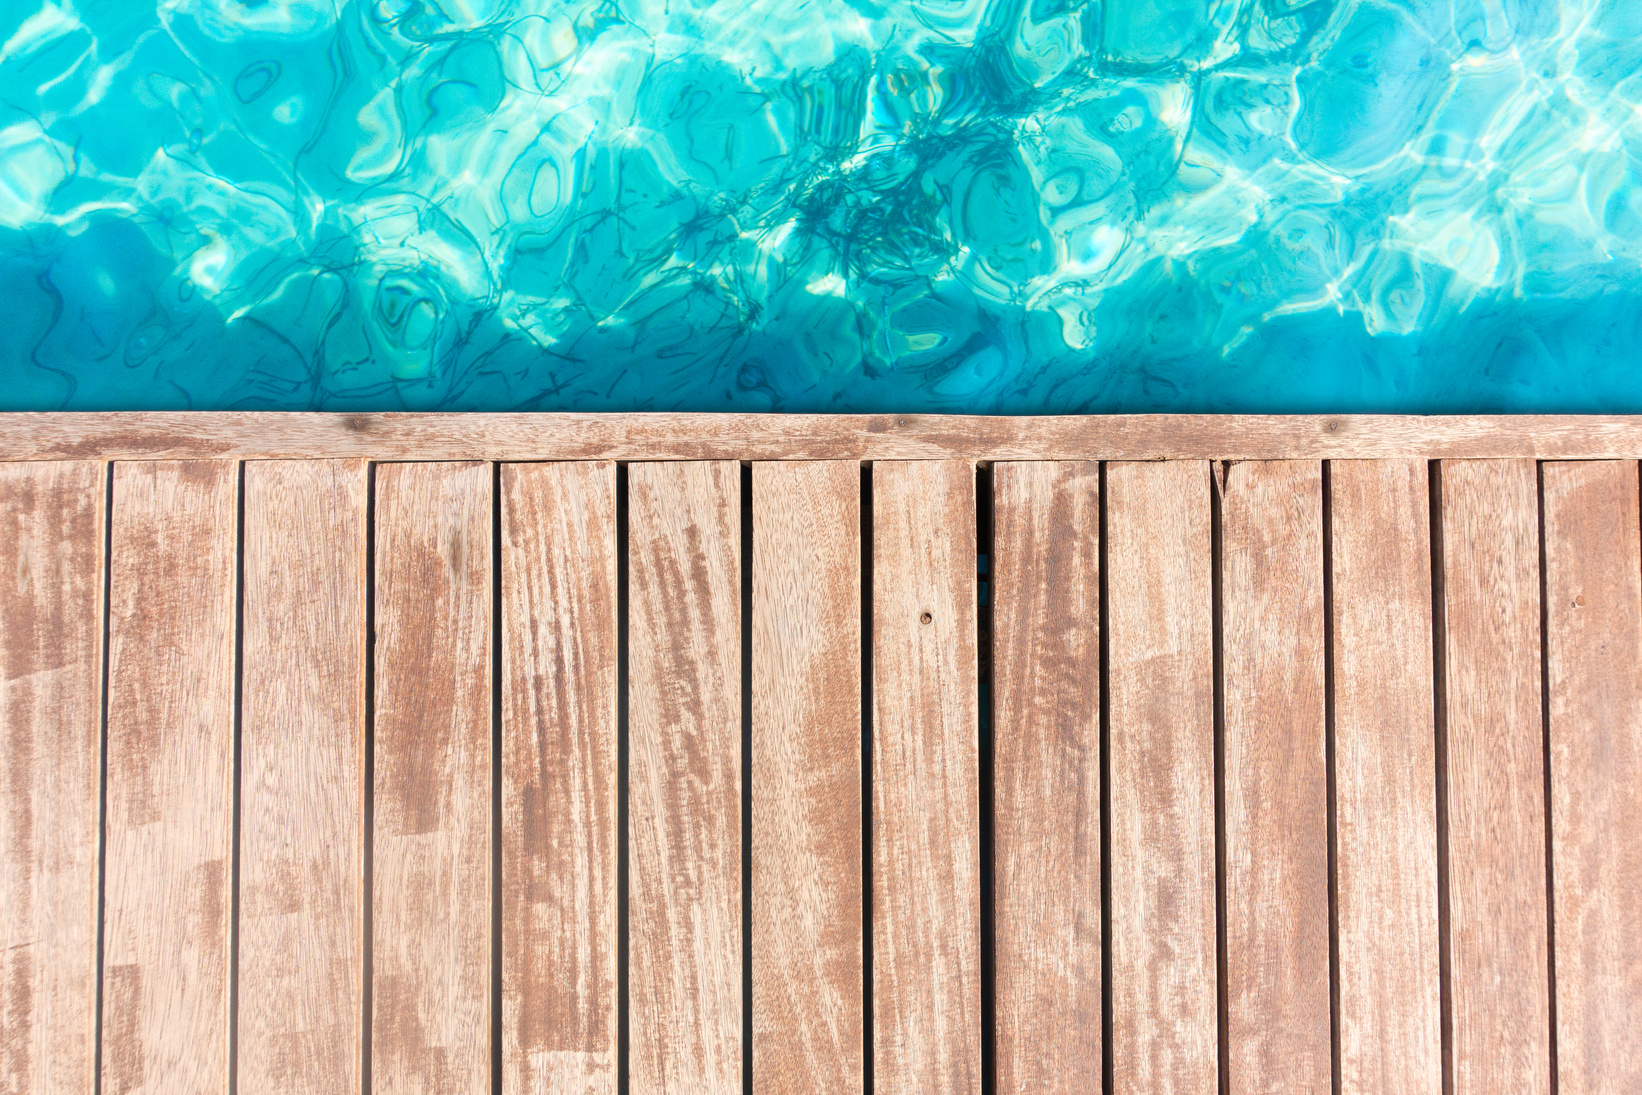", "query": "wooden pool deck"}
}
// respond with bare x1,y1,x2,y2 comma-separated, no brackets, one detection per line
3,413,1640,1095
